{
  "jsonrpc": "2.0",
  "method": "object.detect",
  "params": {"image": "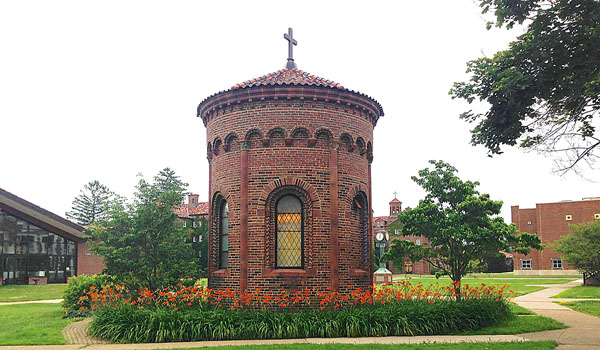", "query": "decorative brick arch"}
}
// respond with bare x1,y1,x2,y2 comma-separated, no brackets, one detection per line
224,132,239,152
258,178,321,270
